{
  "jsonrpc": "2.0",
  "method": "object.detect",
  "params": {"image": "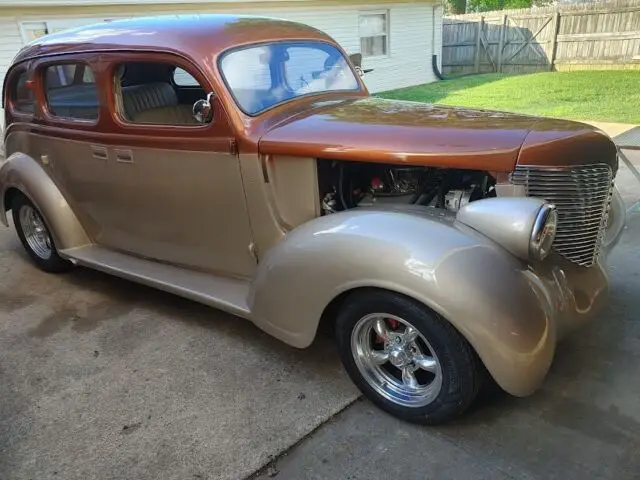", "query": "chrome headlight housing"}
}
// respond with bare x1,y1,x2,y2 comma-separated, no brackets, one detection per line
529,204,557,261
456,197,557,263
